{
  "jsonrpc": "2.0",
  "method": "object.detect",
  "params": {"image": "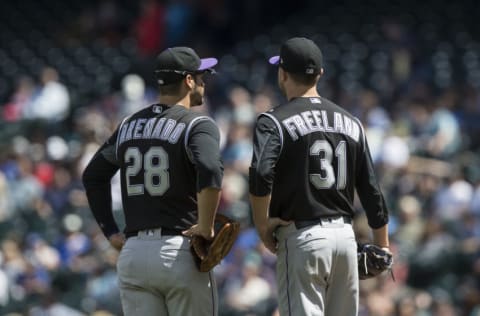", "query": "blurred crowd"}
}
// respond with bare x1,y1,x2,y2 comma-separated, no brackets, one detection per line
1,0,480,316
